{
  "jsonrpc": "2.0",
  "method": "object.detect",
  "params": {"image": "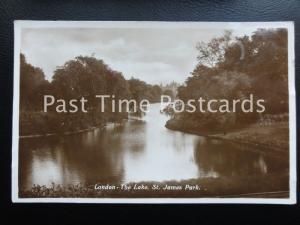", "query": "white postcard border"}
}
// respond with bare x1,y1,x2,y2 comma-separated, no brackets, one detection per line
12,21,296,204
